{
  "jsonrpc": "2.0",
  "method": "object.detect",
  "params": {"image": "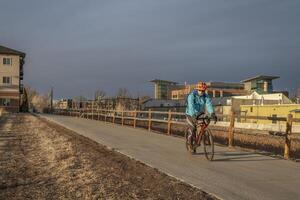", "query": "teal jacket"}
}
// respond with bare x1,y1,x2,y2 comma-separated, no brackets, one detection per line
185,90,214,117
